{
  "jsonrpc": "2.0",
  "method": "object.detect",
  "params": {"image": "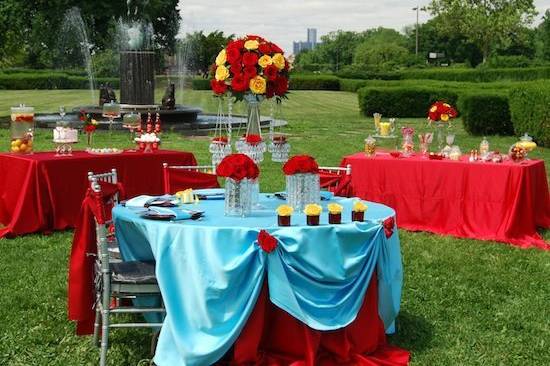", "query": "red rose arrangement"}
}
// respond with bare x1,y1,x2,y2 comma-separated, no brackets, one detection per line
257,230,278,253
210,35,290,100
272,135,287,144
212,136,229,144
283,155,319,175
428,101,458,123
216,153,260,182
80,110,98,133
245,134,262,145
